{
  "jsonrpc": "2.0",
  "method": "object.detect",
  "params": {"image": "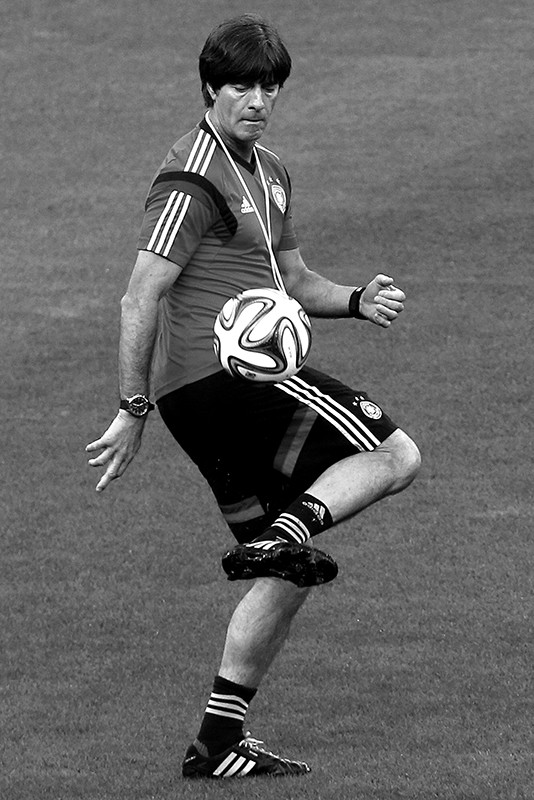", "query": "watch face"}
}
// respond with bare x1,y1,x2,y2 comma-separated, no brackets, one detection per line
128,395,148,416
120,394,153,417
